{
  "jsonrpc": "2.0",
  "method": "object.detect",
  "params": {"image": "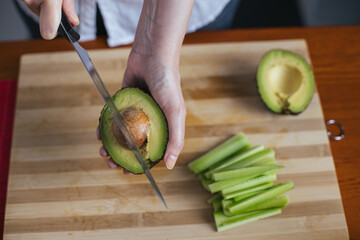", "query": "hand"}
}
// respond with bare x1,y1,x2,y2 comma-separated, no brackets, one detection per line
97,50,187,174
23,0,79,39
